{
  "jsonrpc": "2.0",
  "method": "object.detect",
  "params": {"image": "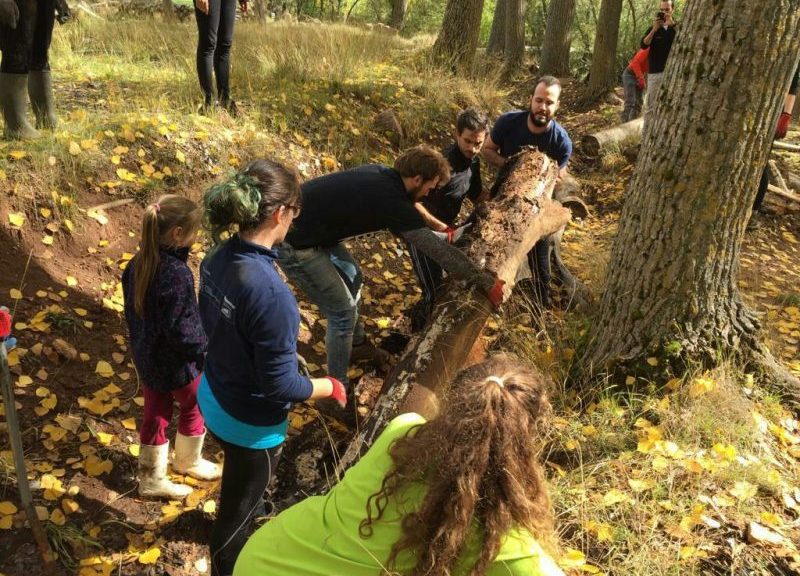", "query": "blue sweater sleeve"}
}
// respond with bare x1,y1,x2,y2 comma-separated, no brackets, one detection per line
240,283,313,403
556,127,573,168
